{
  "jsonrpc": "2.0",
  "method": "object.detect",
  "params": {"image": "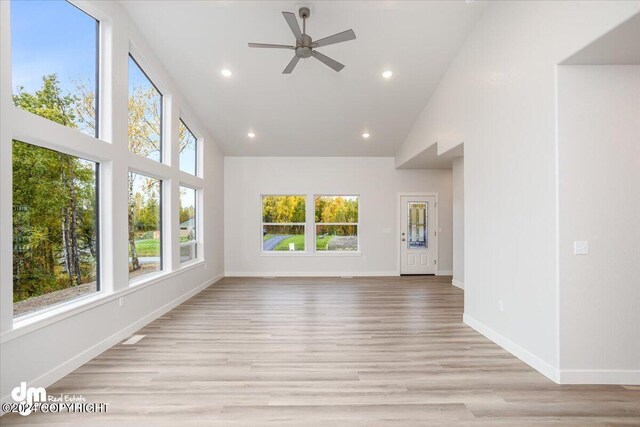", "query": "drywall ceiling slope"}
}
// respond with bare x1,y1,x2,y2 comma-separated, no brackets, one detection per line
397,141,463,169
562,12,640,65
120,1,485,156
